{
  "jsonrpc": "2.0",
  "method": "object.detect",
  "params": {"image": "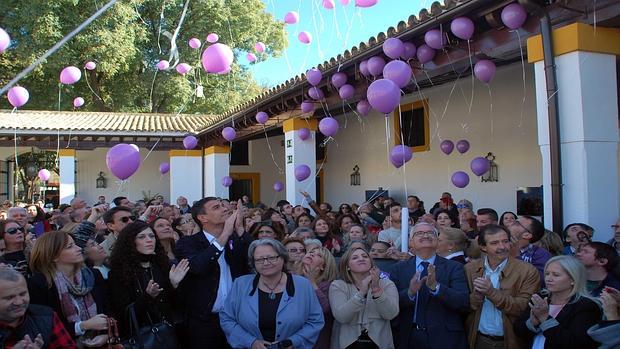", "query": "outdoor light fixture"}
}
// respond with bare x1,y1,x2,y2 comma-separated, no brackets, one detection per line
350,165,360,186
481,152,499,182
96,172,107,188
